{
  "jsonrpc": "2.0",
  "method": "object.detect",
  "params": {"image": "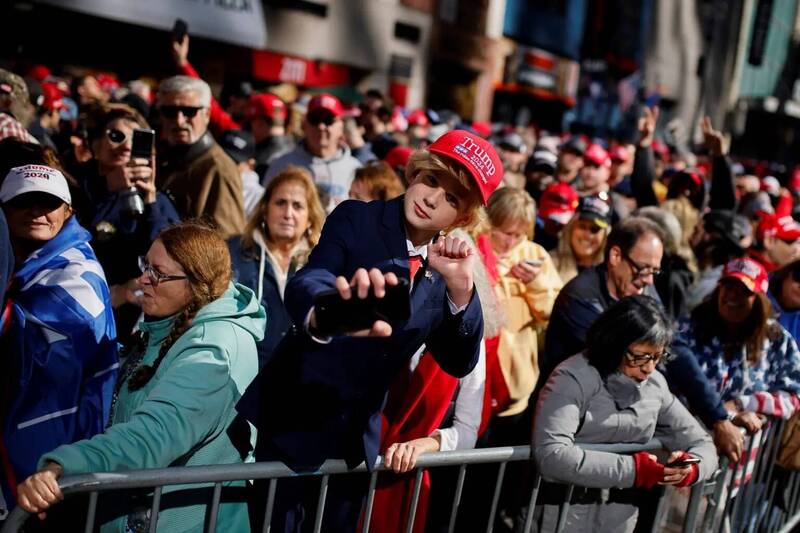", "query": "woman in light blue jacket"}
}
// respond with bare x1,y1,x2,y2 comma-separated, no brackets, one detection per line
16,222,266,532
